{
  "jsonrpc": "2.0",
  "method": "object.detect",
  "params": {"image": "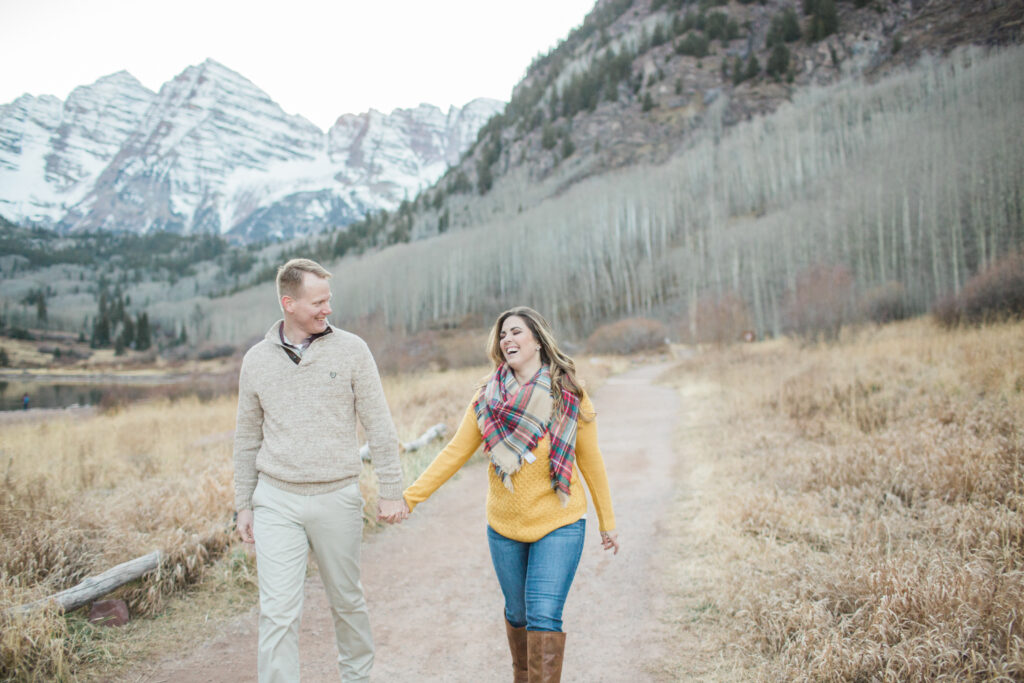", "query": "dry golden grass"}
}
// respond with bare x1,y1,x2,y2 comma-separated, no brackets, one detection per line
0,351,623,680
660,318,1024,680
